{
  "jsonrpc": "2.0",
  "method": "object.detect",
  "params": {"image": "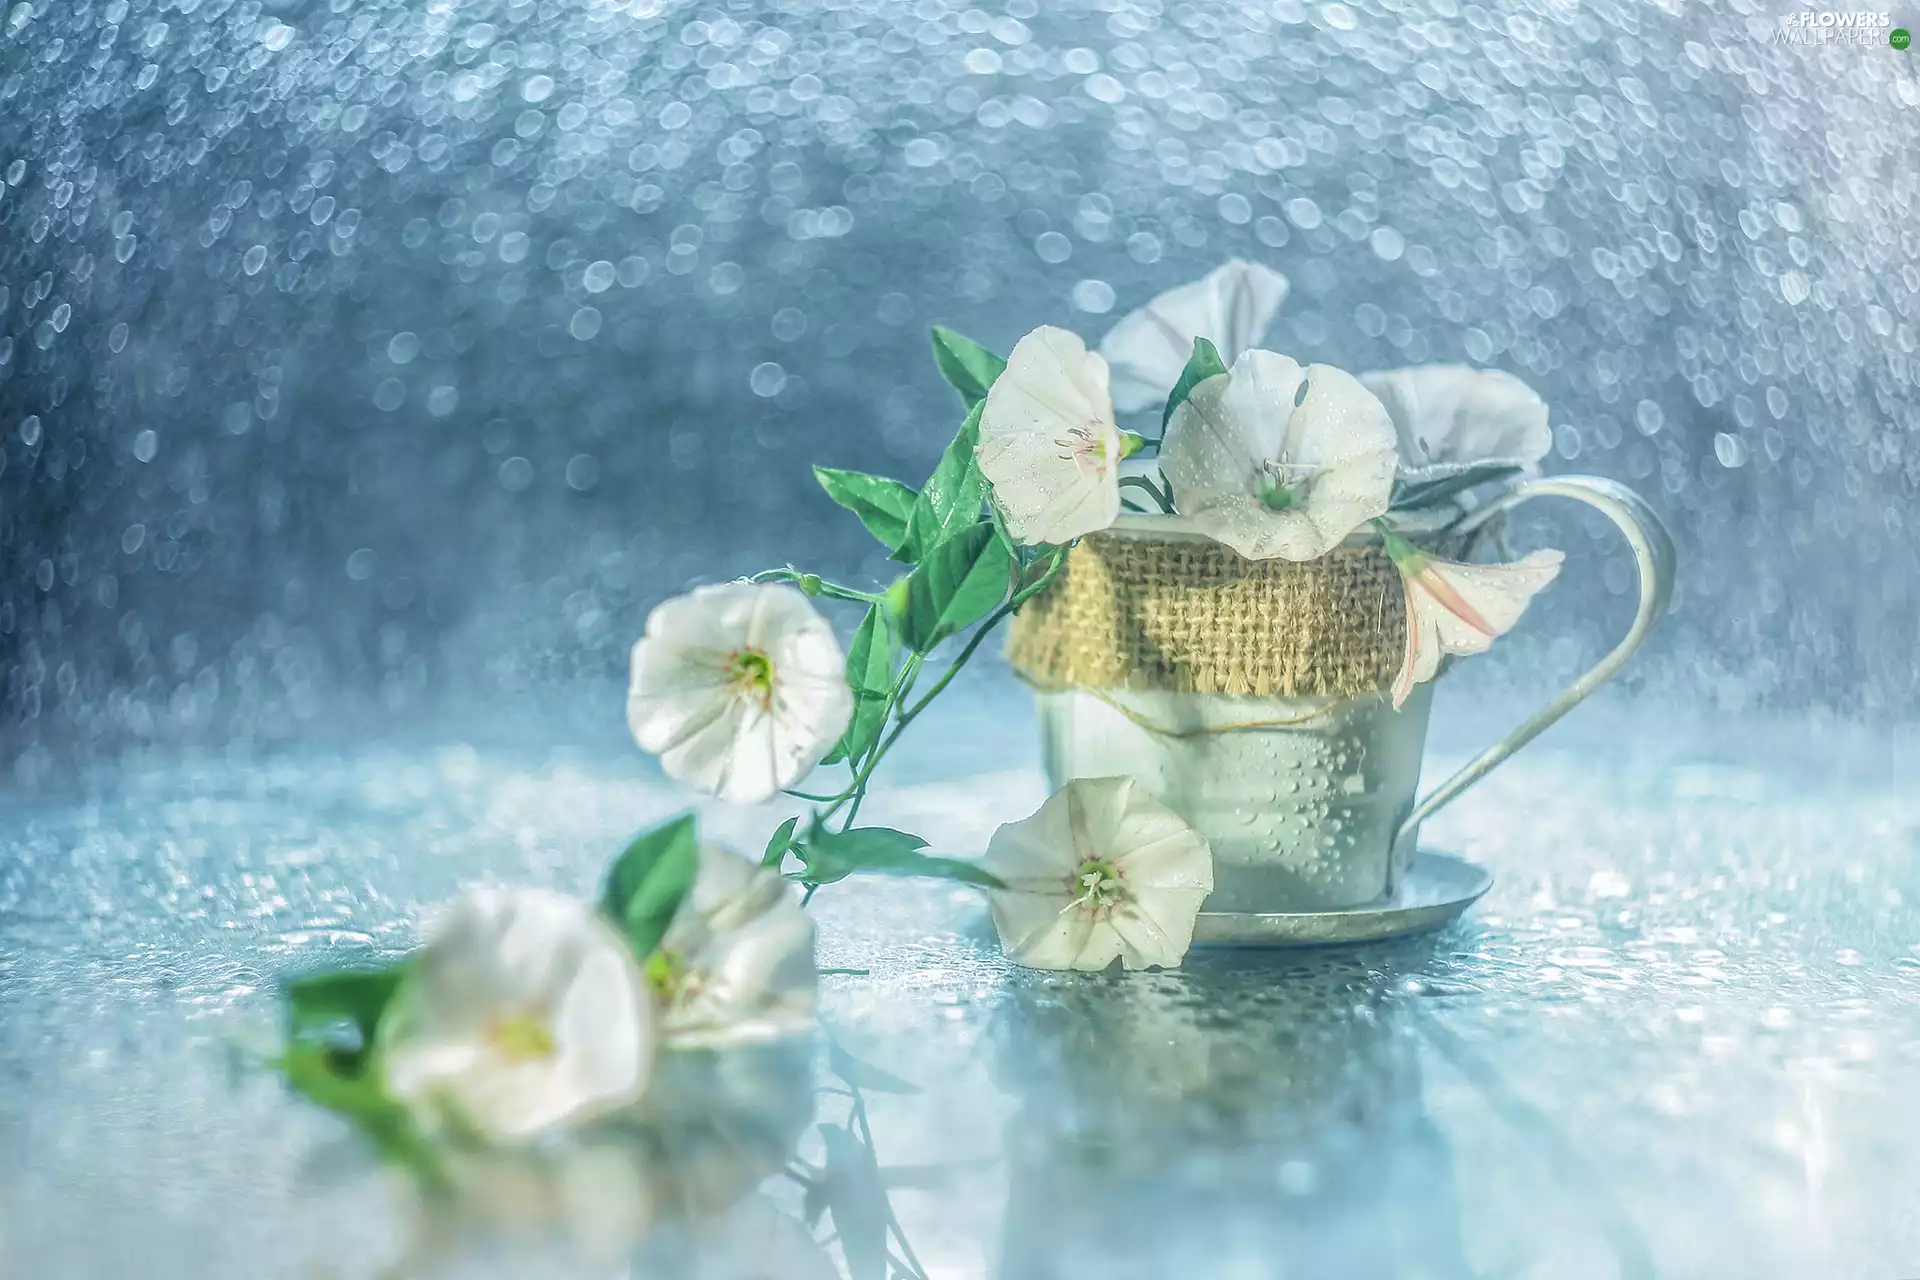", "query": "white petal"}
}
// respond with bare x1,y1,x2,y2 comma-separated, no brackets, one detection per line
1163,351,1397,561
1107,888,1211,969
984,777,1213,972
990,902,1112,971
626,583,851,806
1360,364,1551,470
977,325,1123,546
1108,821,1214,894
980,781,1081,885
655,698,772,804
662,845,818,1050
379,889,653,1144
1100,260,1290,413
